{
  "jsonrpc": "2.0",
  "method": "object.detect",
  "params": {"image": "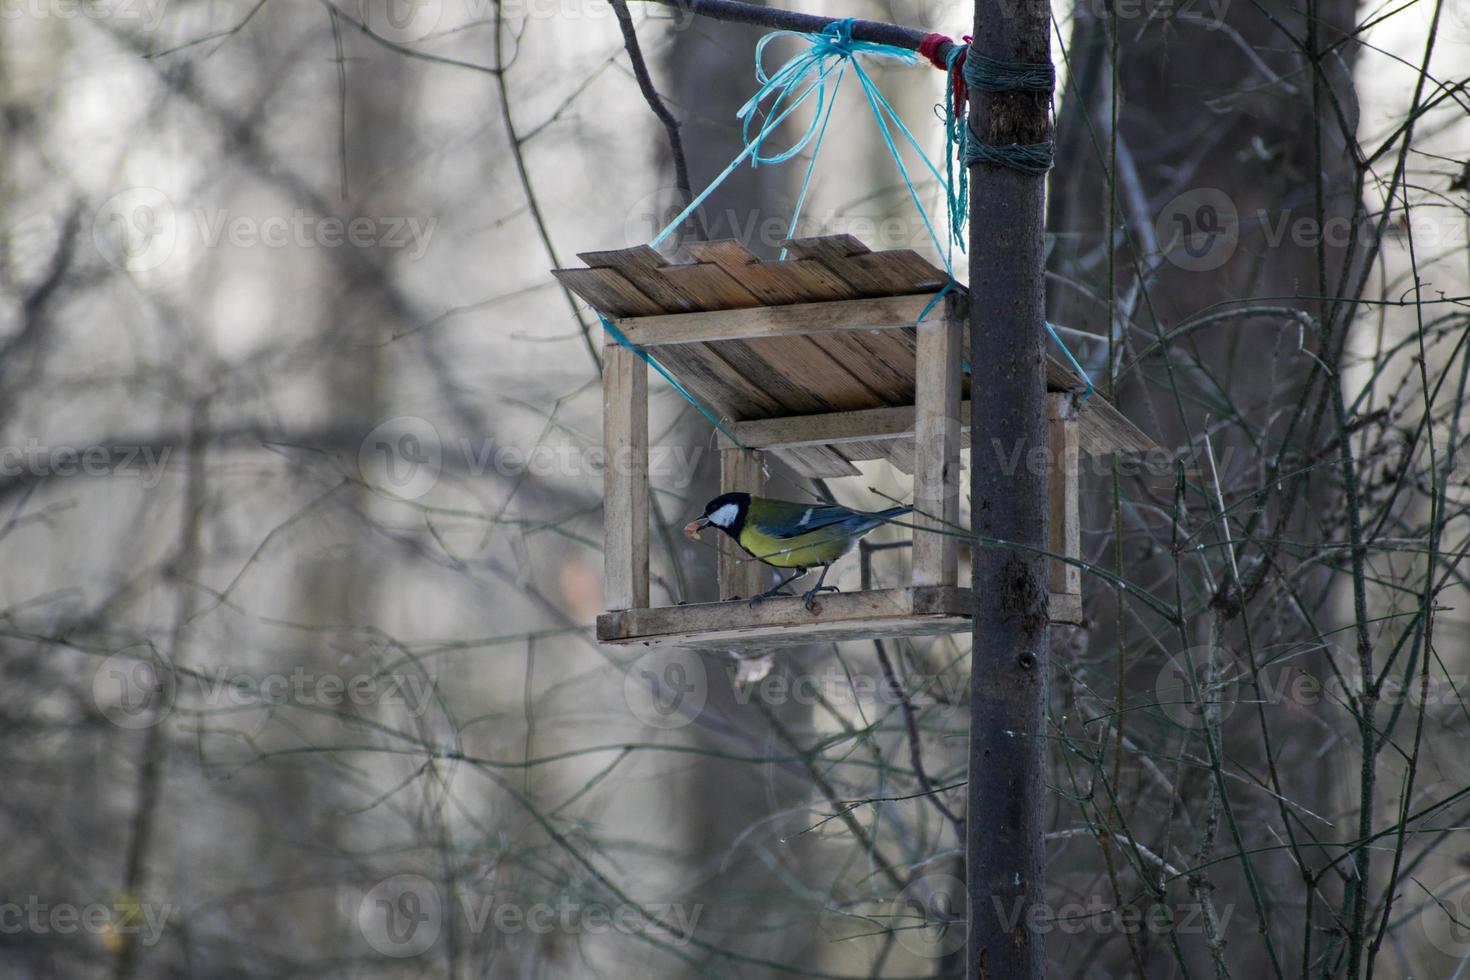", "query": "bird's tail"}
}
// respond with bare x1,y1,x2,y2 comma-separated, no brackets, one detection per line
874,505,913,522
